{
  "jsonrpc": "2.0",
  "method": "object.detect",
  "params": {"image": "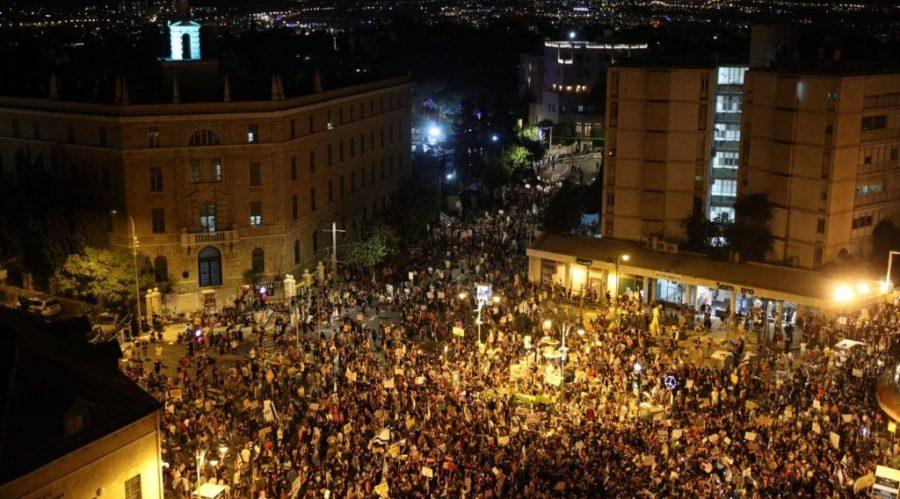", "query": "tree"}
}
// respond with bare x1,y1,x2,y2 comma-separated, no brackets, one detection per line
503,145,531,174
340,225,395,280
0,151,108,285
55,247,154,311
384,172,439,246
682,199,720,253
725,193,774,262
872,219,900,277
542,181,586,234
